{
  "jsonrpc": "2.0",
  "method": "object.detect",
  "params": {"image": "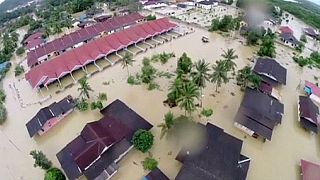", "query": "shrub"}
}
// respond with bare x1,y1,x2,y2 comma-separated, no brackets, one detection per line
141,65,157,84
29,150,52,170
16,47,25,55
45,168,66,180
132,129,154,153
15,65,25,76
90,101,103,110
147,81,159,91
127,75,141,85
76,98,89,111
98,93,107,101
142,157,158,171
0,104,7,125
142,57,151,66
201,108,213,117
146,15,156,21
0,89,6,103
